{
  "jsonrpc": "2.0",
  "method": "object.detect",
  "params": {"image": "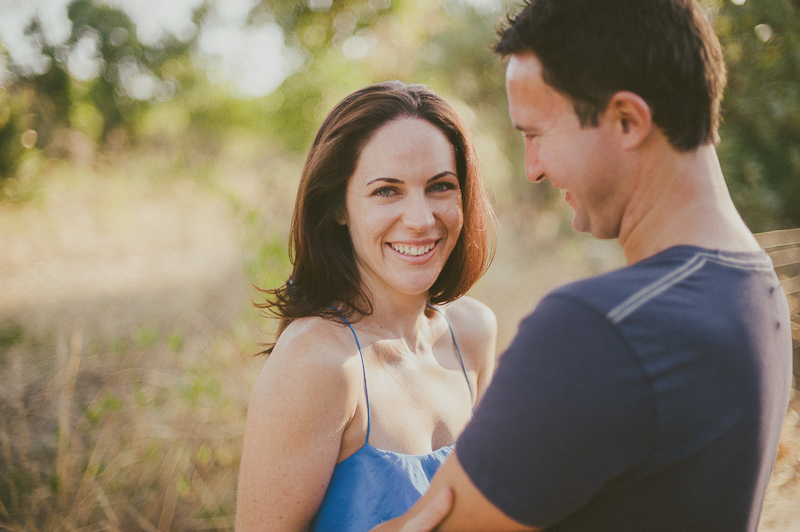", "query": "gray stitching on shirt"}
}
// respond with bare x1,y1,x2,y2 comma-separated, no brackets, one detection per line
607,251,772,325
